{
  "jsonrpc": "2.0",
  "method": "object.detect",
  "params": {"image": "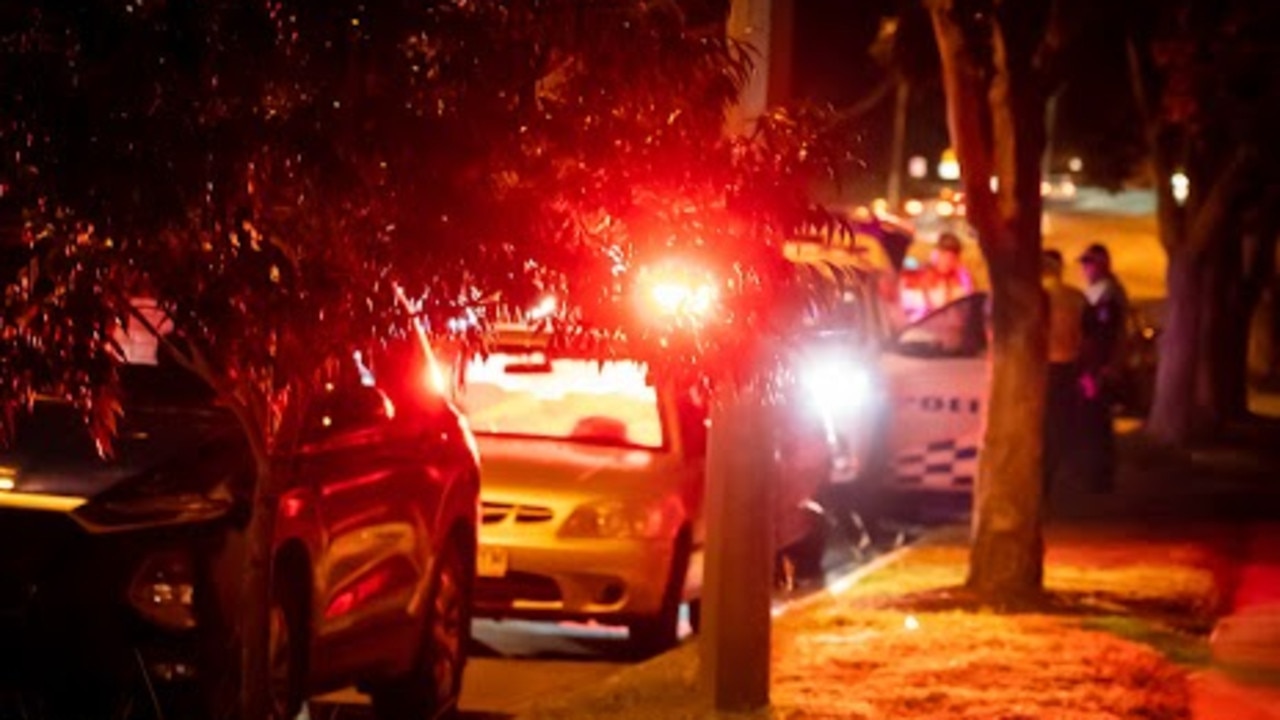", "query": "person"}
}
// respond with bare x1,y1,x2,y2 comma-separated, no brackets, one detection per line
1078,242,1130,492
1041,249,1087,499
899,232,974,323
